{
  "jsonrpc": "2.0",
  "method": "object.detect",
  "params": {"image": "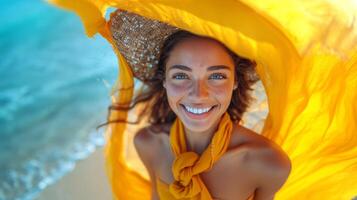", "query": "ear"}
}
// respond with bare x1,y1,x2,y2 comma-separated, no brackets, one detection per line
163,80,166,88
